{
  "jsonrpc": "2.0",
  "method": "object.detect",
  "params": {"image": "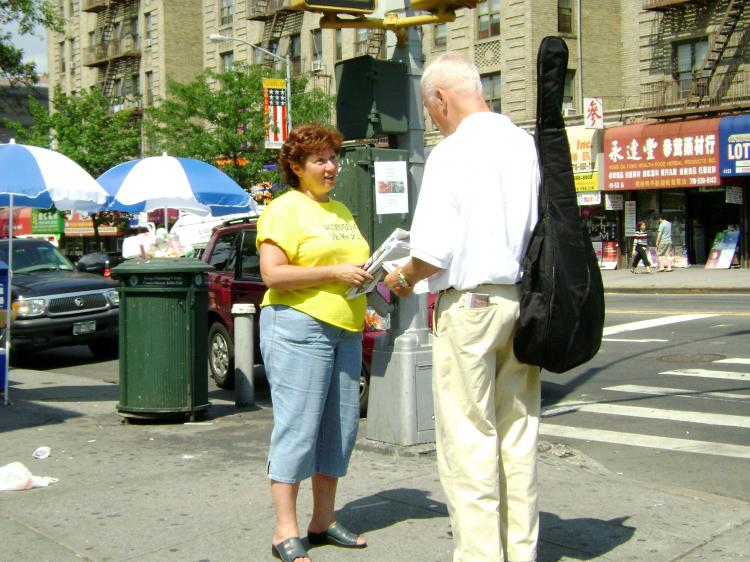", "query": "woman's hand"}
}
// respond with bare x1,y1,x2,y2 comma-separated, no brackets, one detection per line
334,264,373,288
